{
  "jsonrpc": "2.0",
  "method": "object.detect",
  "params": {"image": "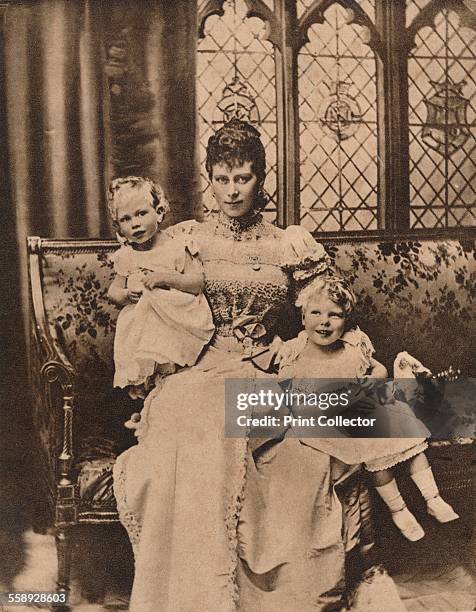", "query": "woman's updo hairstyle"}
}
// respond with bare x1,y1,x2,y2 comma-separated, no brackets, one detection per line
206,118,268,211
